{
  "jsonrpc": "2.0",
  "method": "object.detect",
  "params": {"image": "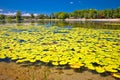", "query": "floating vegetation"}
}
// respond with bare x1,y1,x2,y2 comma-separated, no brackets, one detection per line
0,25,120,78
